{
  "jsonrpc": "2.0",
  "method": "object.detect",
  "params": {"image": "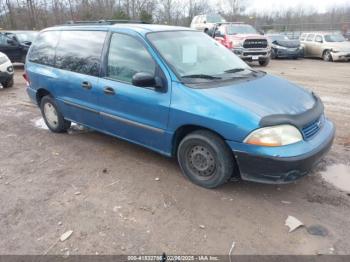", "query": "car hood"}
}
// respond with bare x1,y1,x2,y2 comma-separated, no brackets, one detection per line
327,41,350,51
273,40,300,48
228,34,267,40
199,74,316,119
